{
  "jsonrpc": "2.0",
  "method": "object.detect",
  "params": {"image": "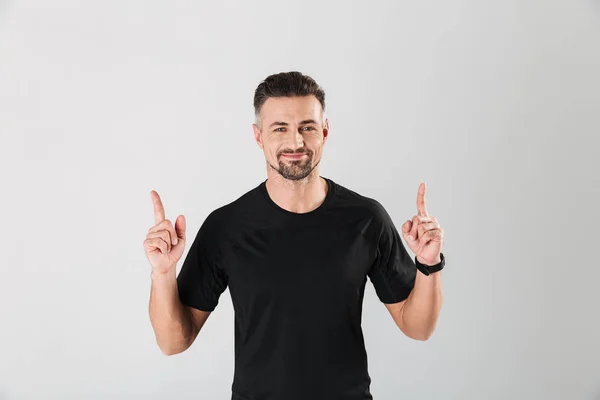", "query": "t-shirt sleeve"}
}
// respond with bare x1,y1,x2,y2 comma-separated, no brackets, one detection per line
176,212,228,312
367,202,416,304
